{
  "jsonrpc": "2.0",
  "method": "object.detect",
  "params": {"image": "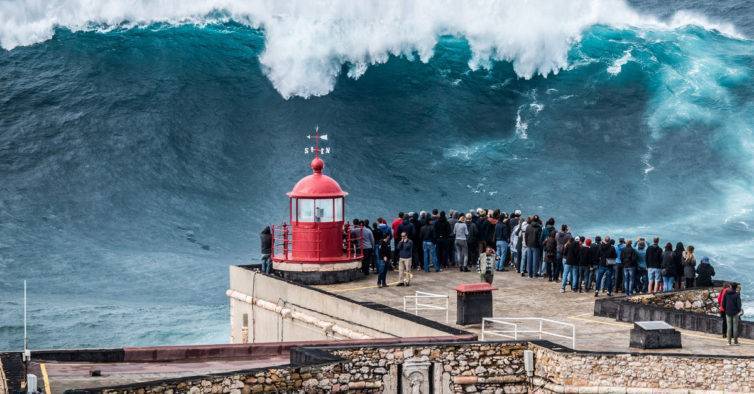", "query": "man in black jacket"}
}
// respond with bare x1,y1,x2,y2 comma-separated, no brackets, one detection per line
494,214,511,271
433,211,452,268
260,226,272,274
420,219,438,272
586,237,602,291
621,240,638,296
595,236,616,296
524,216,543,278
646,237,663,293
466,213,479,272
